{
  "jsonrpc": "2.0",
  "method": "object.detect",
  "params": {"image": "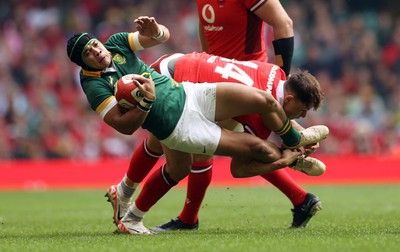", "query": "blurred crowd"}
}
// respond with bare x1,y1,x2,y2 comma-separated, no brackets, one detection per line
0,0,399,159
